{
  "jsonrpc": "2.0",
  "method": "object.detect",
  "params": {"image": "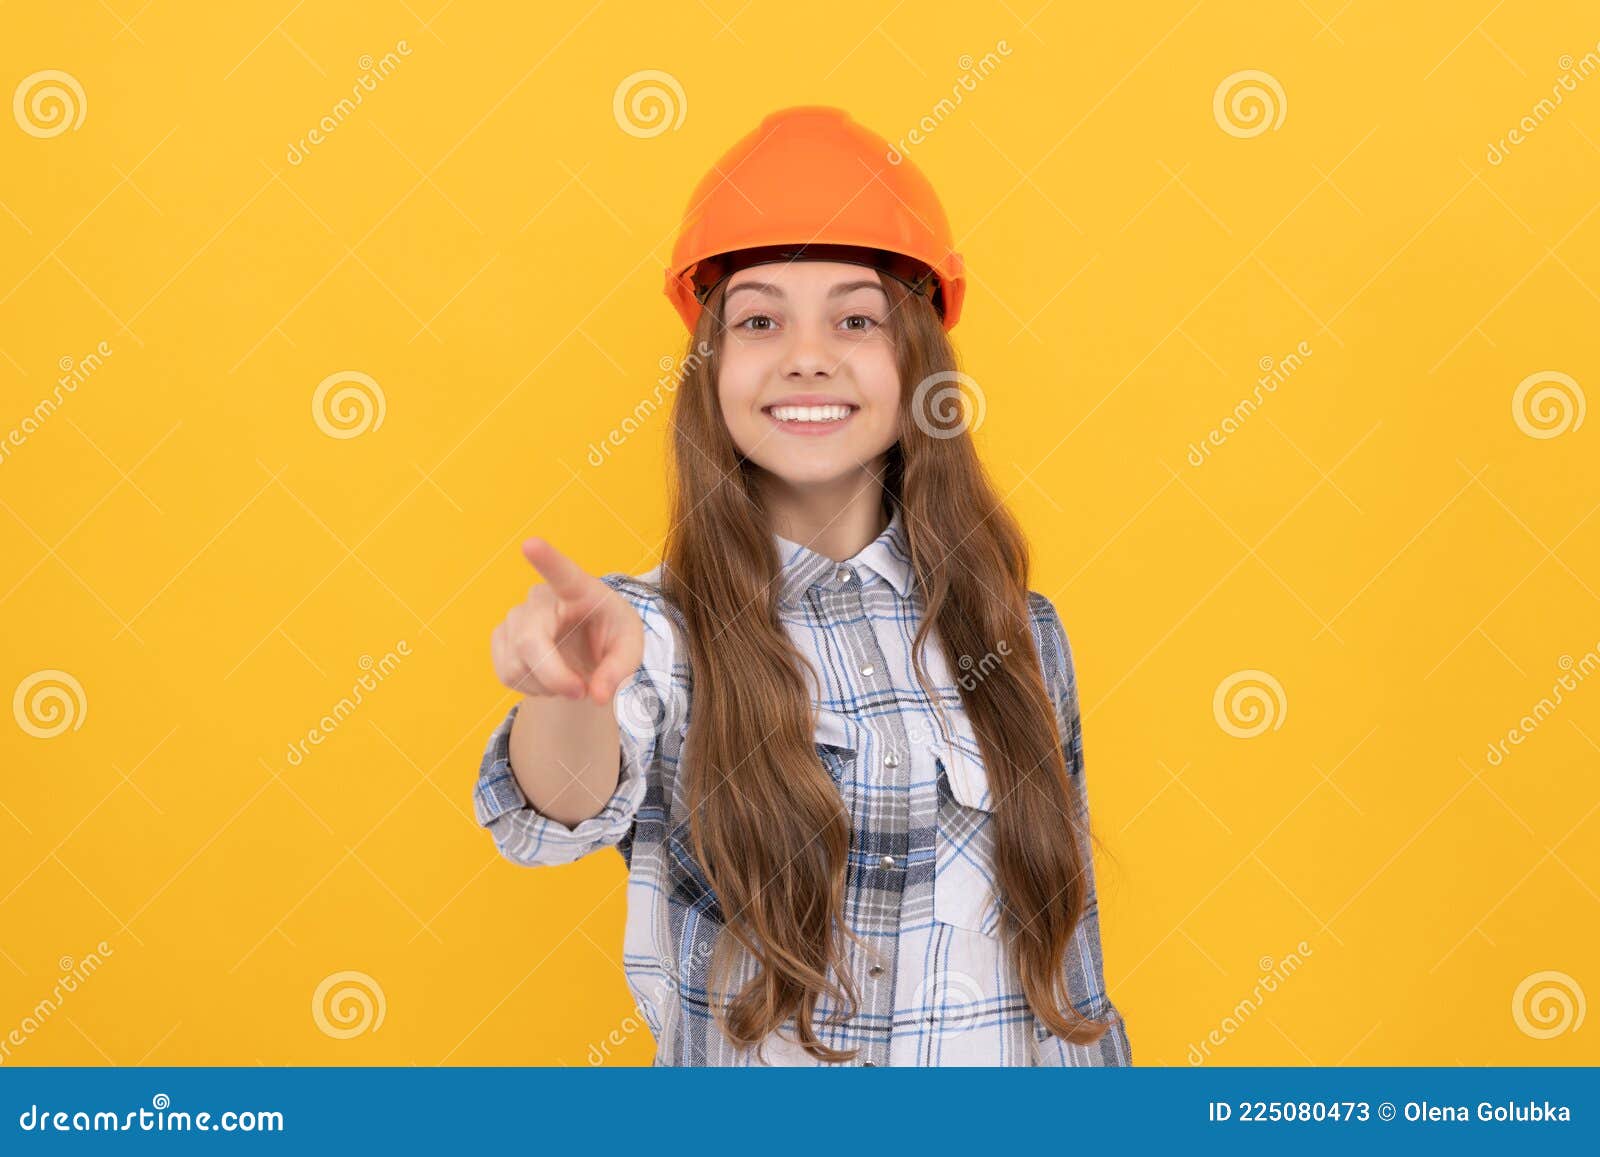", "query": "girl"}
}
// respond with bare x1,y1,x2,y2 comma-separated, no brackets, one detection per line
475,106,1132,1067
